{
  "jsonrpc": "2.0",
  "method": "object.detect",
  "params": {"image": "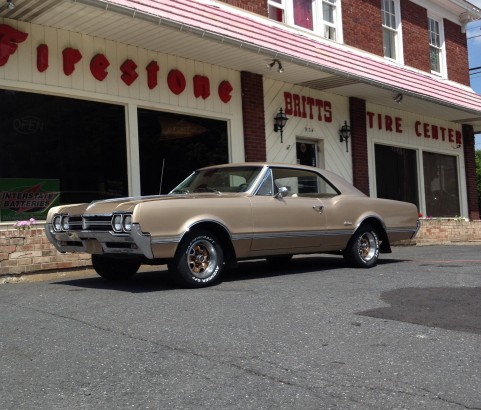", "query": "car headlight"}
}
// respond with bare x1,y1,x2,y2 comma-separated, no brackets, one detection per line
61,215,69,231
122,215,132,232
112,214,122,232
53,215,62,232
